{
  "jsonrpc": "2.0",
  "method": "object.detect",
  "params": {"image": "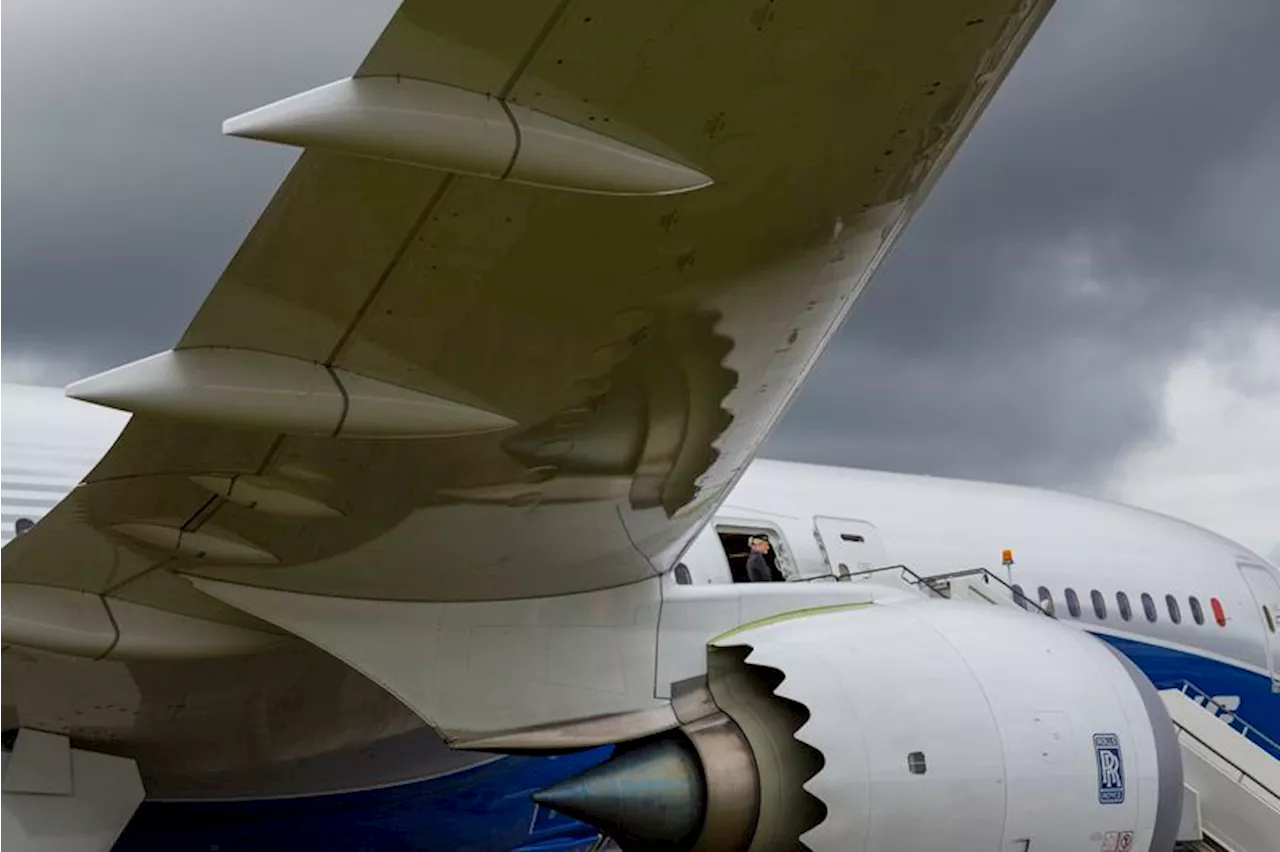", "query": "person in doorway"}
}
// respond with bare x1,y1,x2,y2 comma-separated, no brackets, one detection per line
745,536,774,583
